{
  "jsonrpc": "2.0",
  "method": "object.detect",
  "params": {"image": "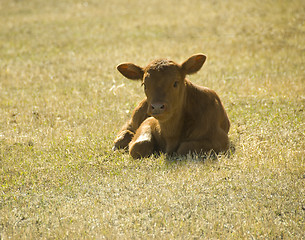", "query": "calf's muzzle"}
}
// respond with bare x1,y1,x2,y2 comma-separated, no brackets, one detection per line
150,102,167,115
